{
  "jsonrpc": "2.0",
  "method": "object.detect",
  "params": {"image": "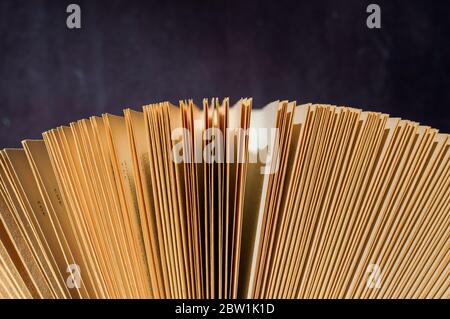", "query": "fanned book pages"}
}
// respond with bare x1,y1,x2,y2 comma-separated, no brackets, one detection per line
0,98,448,299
